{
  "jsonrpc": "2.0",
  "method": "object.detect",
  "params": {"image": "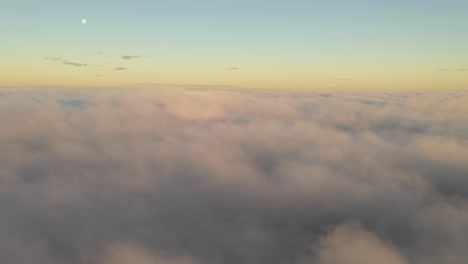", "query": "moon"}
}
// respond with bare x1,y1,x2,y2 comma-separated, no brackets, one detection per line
82,19,87,24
